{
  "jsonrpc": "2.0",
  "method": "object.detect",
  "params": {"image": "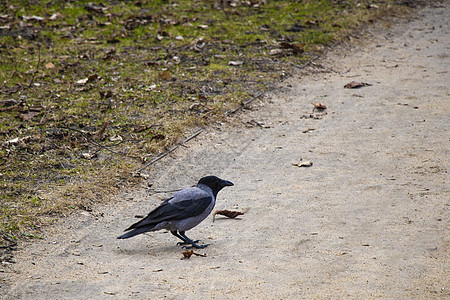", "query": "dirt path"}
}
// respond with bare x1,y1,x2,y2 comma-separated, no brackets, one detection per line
2,3,449,299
